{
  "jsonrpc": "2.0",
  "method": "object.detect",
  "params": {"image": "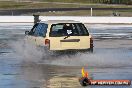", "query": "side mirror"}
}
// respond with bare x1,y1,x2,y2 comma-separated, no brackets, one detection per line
25,31,29,35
